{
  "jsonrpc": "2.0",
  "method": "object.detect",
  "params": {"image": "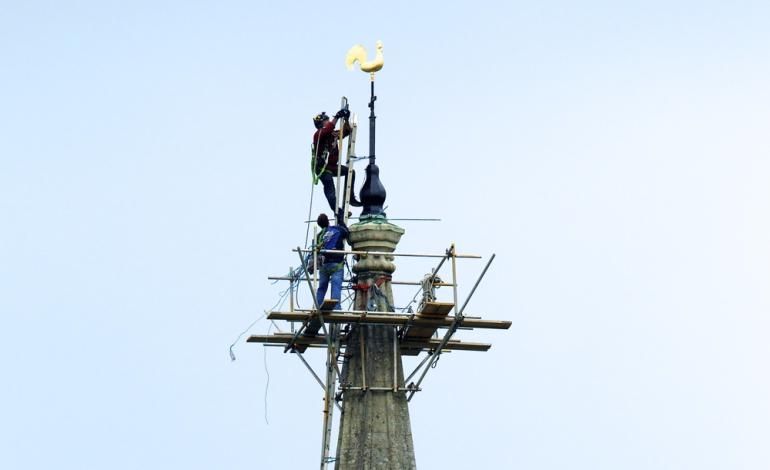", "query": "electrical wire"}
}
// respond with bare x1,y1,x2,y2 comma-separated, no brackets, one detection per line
229,282,293,361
